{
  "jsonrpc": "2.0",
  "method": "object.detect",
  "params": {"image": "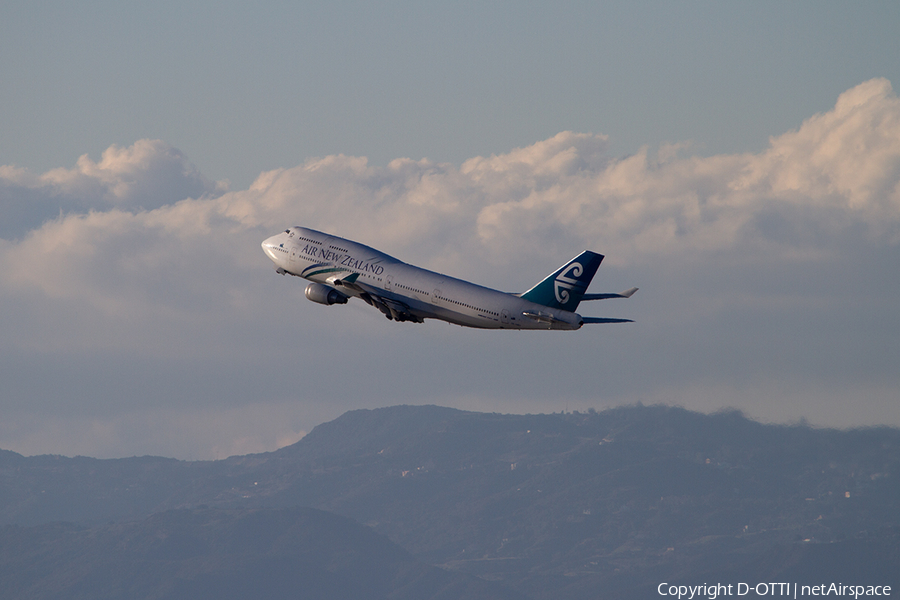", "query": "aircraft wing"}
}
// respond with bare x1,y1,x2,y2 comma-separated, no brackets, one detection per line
327,272,361,288
329,273,422,323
